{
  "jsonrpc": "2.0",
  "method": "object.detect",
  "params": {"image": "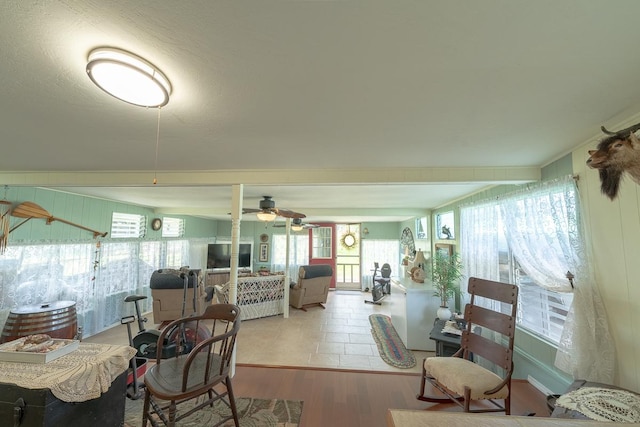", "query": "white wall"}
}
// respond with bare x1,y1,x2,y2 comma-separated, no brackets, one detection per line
573,111,640,392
